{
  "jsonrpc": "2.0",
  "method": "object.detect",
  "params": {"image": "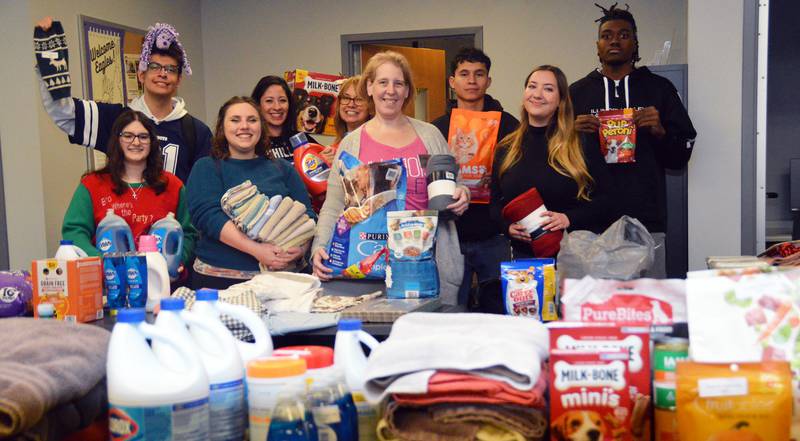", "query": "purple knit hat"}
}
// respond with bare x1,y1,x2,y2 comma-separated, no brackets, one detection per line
138,23,192,76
